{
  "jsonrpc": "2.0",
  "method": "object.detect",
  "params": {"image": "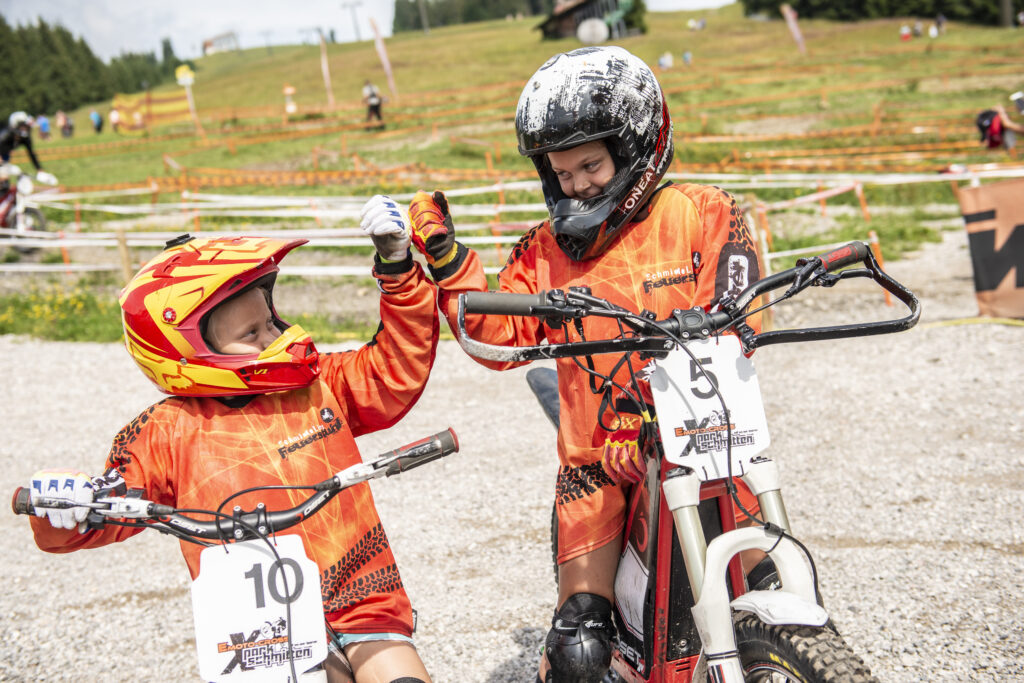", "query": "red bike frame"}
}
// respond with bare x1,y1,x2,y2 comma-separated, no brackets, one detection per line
611,465,746,682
